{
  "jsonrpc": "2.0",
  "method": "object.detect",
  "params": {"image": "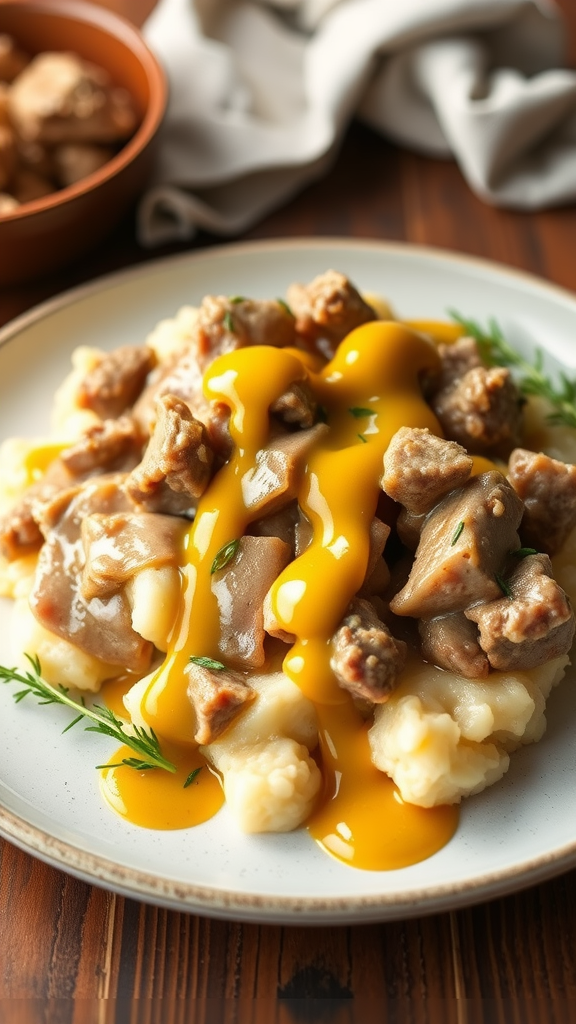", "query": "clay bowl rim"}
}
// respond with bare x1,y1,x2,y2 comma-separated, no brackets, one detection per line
0,0,167,222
